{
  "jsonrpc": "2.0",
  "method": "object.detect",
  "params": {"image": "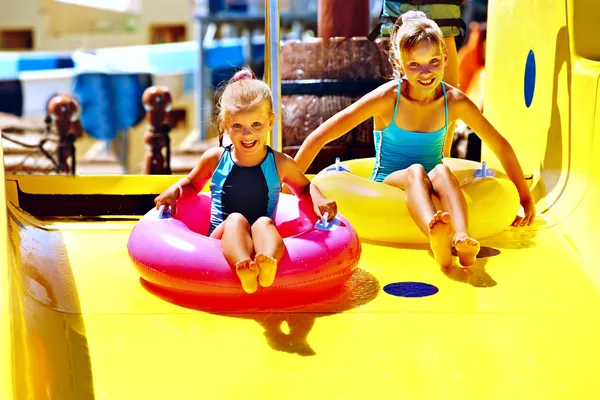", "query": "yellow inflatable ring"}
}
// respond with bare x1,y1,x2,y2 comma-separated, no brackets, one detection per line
311,157,520,244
